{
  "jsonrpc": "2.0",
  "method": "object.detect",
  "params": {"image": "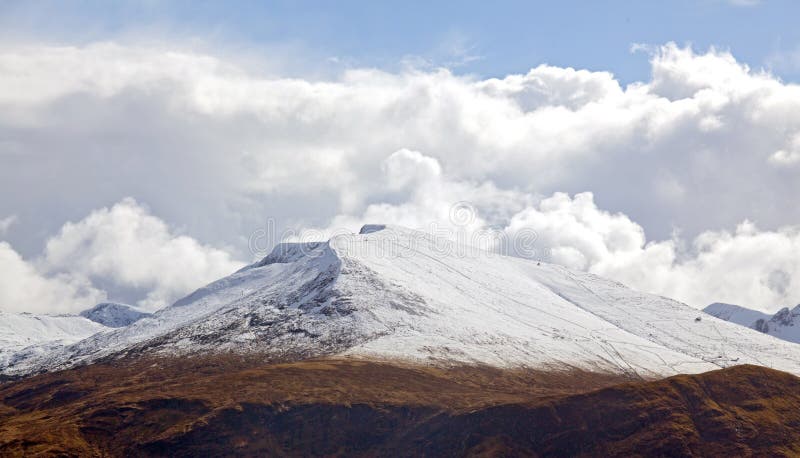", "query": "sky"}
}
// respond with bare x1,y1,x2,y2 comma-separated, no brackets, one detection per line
2,0,800,83
1,0,800,314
